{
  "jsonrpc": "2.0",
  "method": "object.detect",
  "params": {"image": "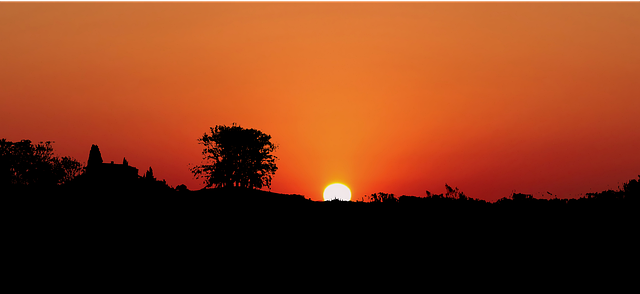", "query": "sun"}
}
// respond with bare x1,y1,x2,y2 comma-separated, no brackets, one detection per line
323,183,351,201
